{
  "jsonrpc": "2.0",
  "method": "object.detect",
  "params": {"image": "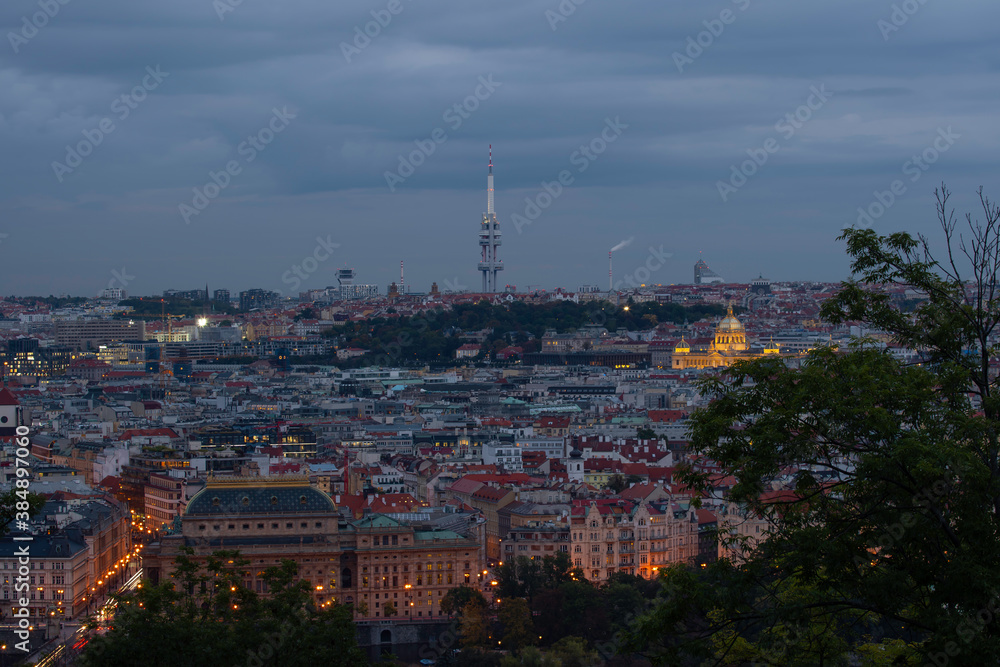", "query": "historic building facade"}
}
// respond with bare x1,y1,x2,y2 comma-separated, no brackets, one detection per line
672,305,782,370
144,476,481,620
